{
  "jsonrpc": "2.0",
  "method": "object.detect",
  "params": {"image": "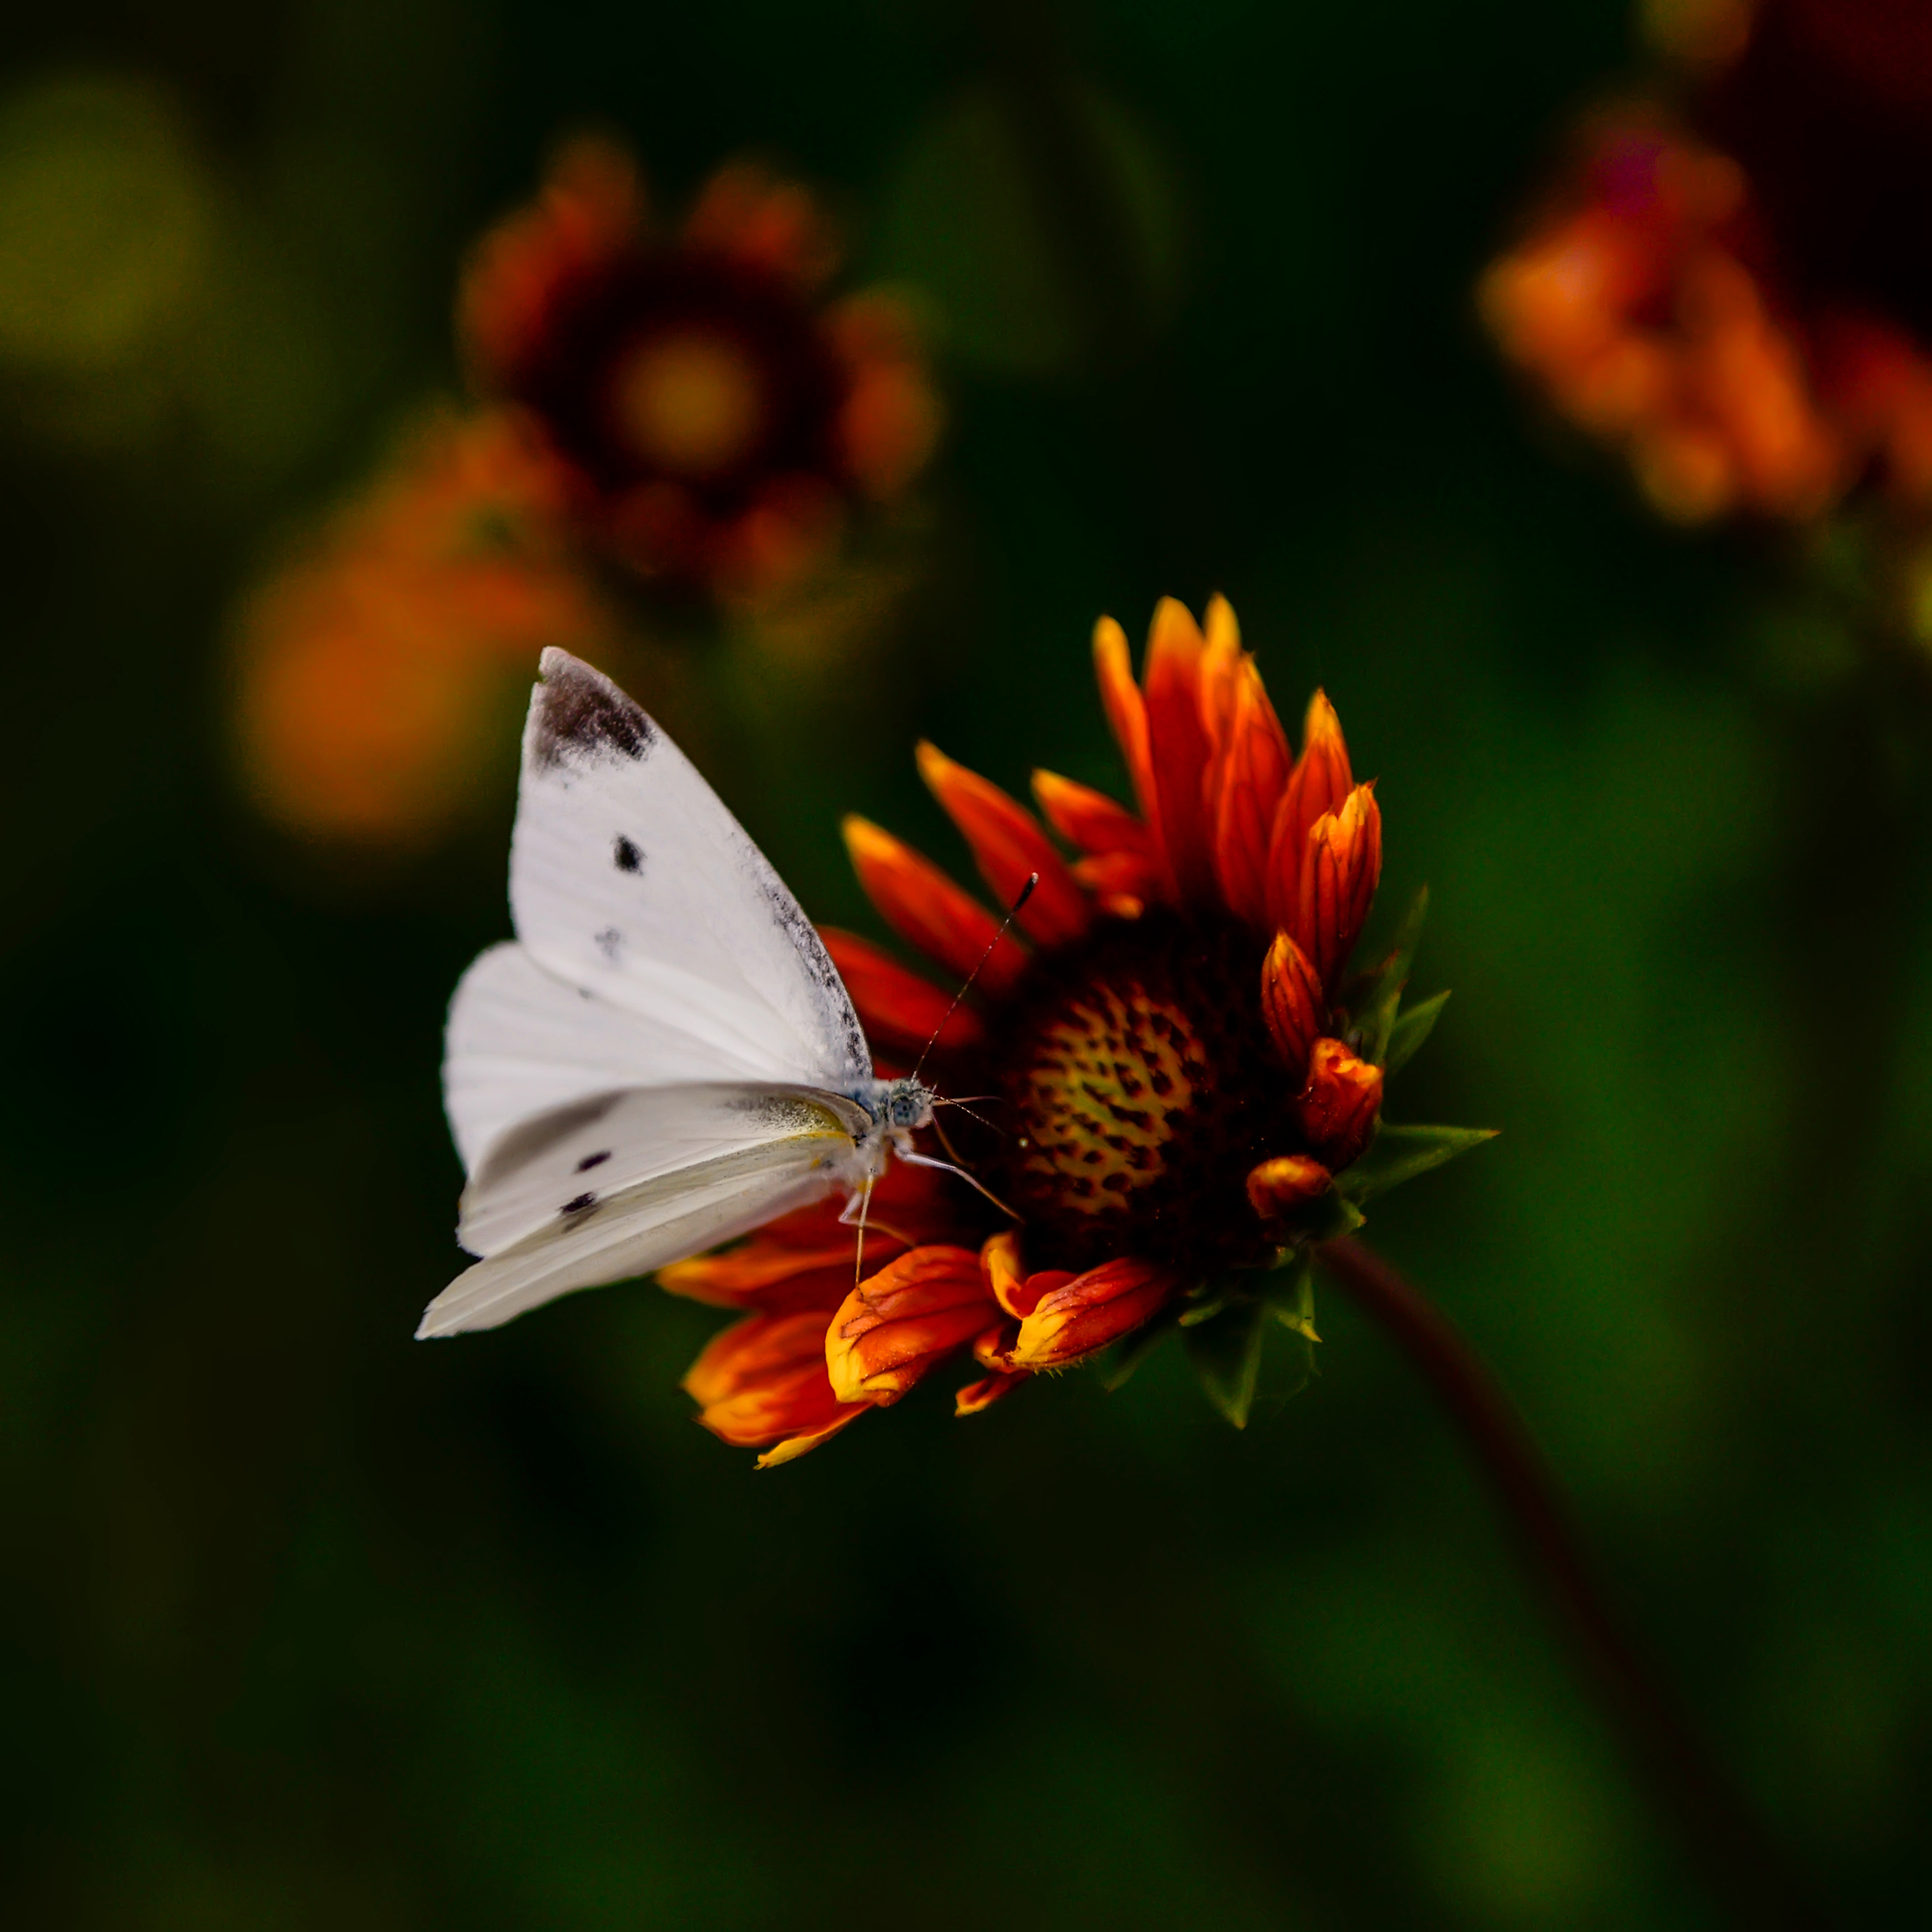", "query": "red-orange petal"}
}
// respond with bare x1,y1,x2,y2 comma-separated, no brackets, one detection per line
955,1370,1027,1416
972,1316,1020,1370
659,1241,856,1308
1030,768,1154,860
1007,1256,1179,1371
681,163,839,291
458,137,644,390
1291,783,1382,992
1266,690,1355,933
1212,659,1293,928
1070,847,1164,904
1143,598,1218,904
916,743,1090,945
1094,615,1160,844
756,1410,870,1467
825,1245,996,1404
978,1231,1077,1321
683,1309,869,1463
841,815,1027,998
817,925,986,1057
1198,595,1243,756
